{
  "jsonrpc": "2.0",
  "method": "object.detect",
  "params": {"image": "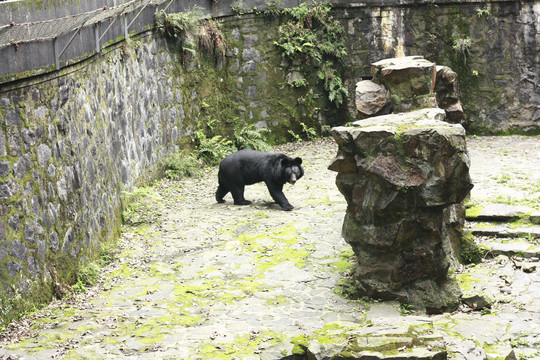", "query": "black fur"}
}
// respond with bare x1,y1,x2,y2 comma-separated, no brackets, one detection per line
216,150,304,211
